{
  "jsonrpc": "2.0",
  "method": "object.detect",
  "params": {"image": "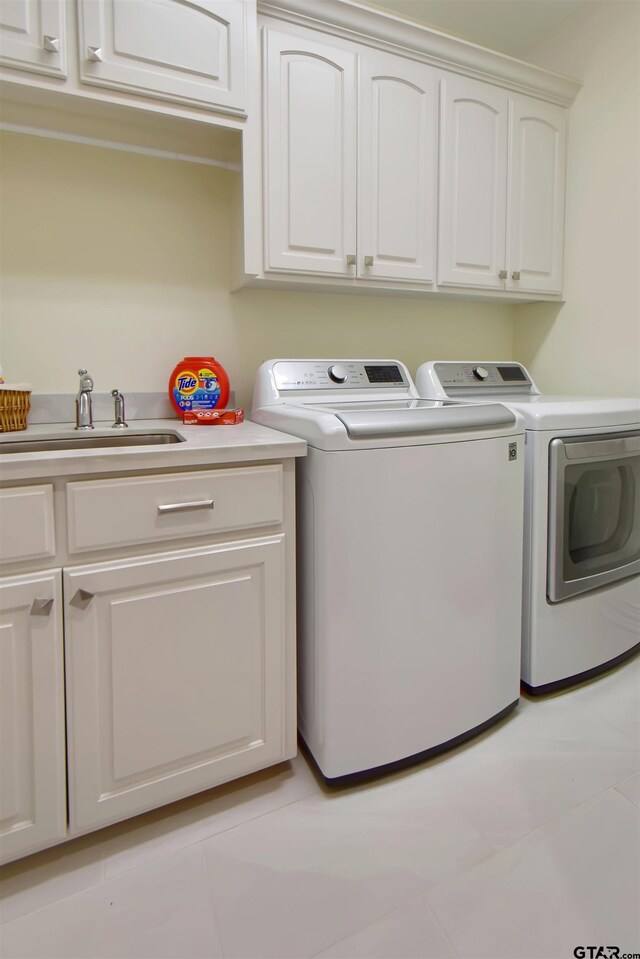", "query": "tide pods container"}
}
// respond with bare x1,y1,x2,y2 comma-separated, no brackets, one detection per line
169,356,230,417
